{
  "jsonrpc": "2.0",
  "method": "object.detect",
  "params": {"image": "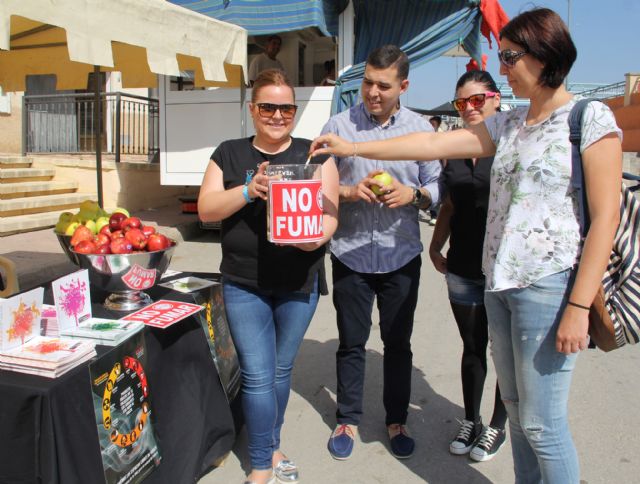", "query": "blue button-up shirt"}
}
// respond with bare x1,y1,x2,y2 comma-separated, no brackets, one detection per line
322,103,441,274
